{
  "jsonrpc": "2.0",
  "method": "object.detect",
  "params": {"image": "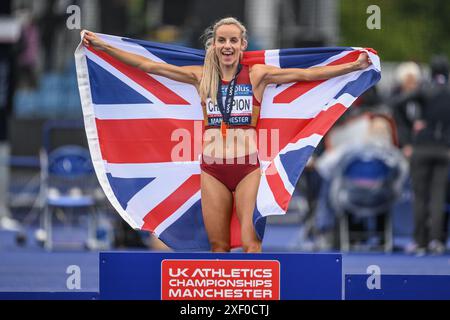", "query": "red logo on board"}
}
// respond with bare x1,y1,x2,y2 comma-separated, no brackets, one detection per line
161,260,280,300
